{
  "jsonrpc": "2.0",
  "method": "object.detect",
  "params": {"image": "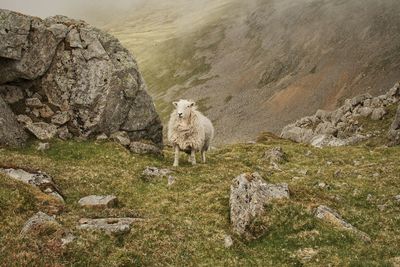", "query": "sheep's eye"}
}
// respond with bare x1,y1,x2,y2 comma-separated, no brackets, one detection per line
187,105,191,108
